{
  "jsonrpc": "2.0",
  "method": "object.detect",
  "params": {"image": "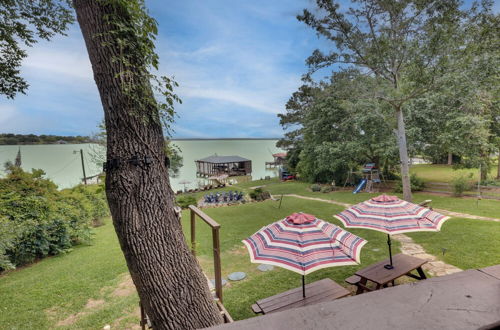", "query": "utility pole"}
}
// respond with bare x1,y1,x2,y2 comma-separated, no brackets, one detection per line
74,149,87,185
